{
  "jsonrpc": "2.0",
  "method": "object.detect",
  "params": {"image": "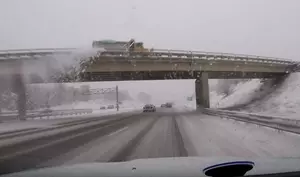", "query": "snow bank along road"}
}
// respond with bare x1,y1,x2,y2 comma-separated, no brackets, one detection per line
1,107,300,175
